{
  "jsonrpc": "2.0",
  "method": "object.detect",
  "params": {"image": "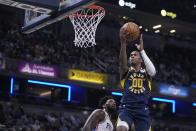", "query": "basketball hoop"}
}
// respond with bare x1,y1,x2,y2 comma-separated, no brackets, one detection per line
69,5,105,48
